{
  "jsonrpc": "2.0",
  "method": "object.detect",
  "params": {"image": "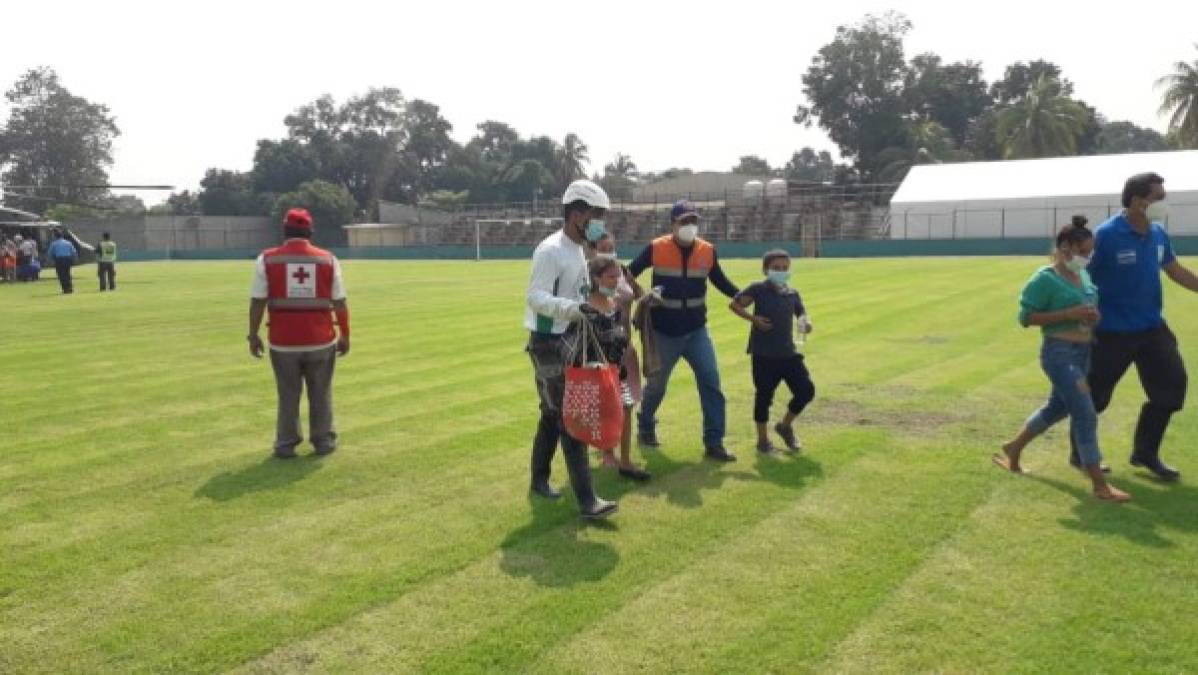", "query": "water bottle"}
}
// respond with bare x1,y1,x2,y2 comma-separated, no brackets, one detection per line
796,313,811,350
1079,298,1096,338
